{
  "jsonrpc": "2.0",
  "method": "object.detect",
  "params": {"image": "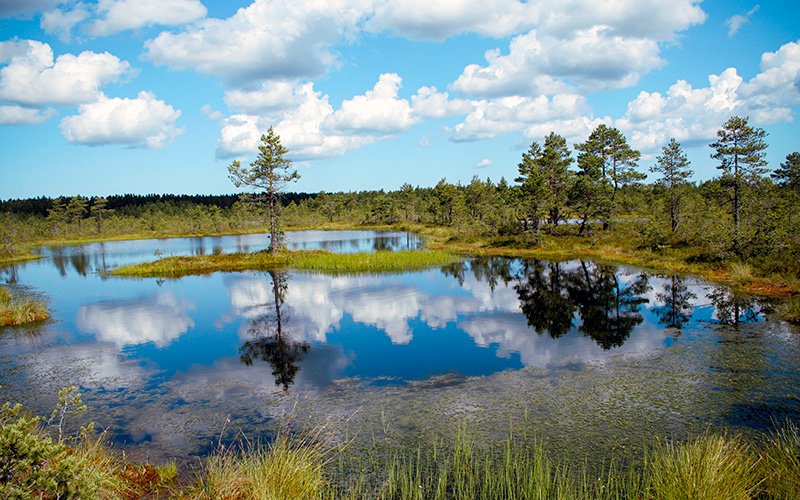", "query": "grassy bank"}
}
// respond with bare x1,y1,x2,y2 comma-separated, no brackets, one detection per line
111,249,460,278
0,286,49,327
3,391,799,499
